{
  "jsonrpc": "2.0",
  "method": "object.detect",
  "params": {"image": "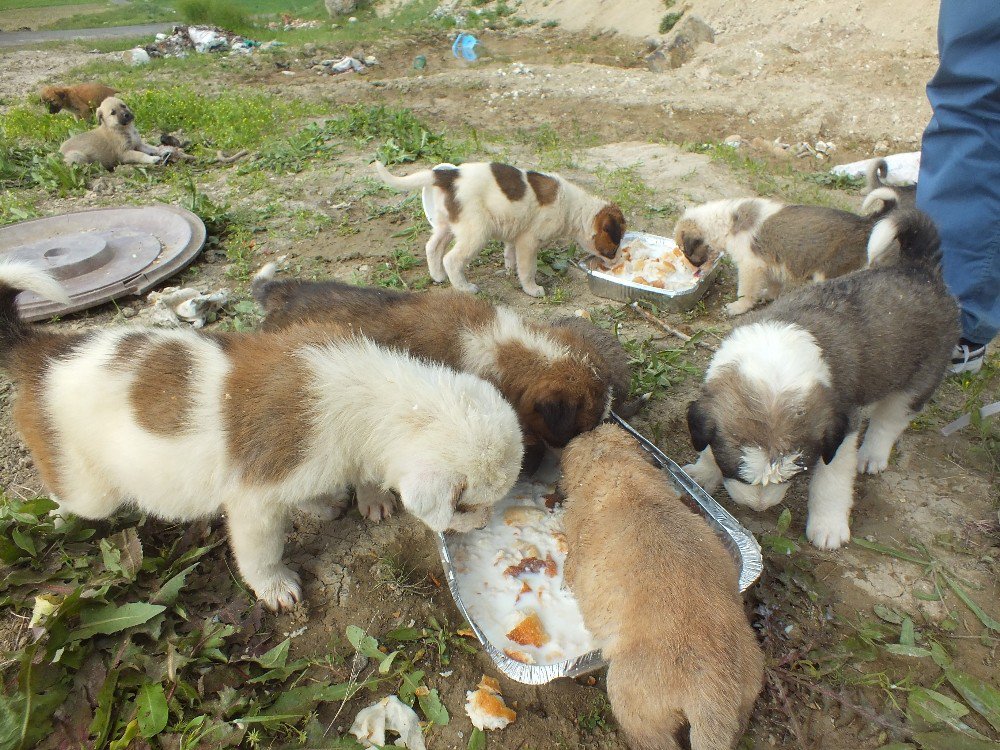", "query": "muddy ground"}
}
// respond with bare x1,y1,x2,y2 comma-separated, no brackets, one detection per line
1,2,998,749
